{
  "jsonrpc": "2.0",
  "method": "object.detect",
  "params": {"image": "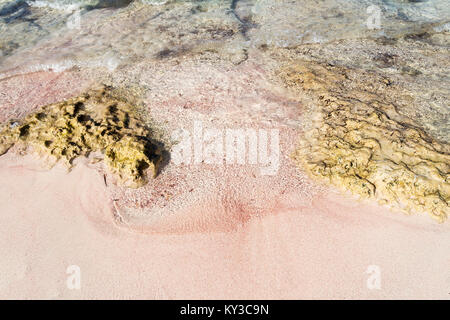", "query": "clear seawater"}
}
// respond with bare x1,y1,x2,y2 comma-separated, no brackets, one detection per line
0,0,448,140
0,0,449,69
